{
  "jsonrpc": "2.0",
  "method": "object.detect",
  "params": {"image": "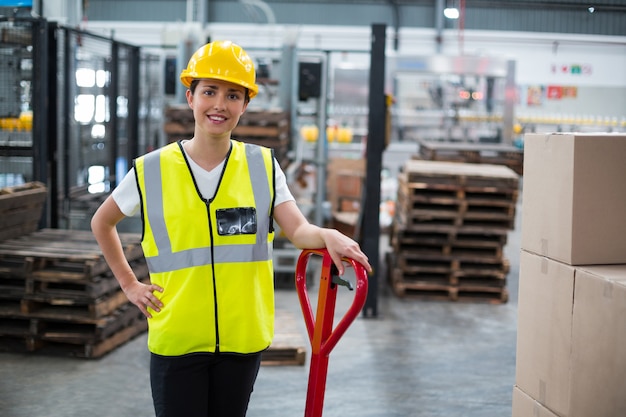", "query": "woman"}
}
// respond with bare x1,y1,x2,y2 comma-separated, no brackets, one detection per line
91,40,371,417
